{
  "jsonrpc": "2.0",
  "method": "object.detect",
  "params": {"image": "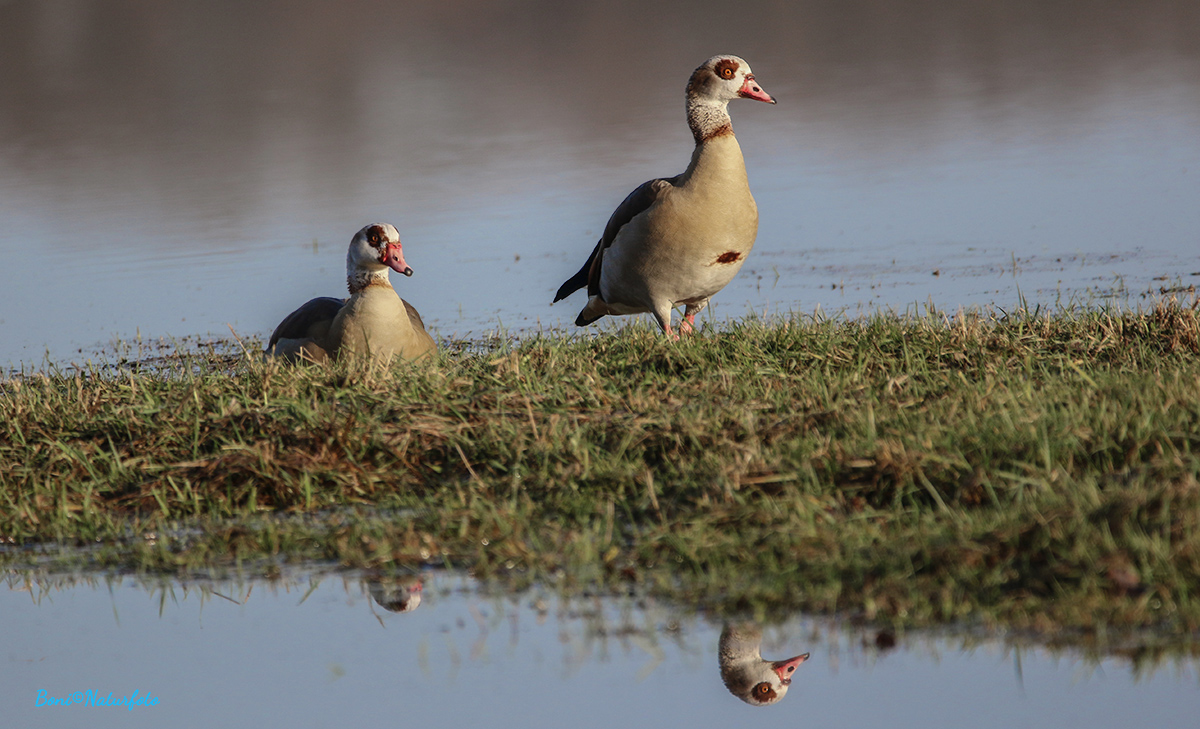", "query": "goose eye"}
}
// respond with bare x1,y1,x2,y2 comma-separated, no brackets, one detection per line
754,683,770,696
713,59,739,80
